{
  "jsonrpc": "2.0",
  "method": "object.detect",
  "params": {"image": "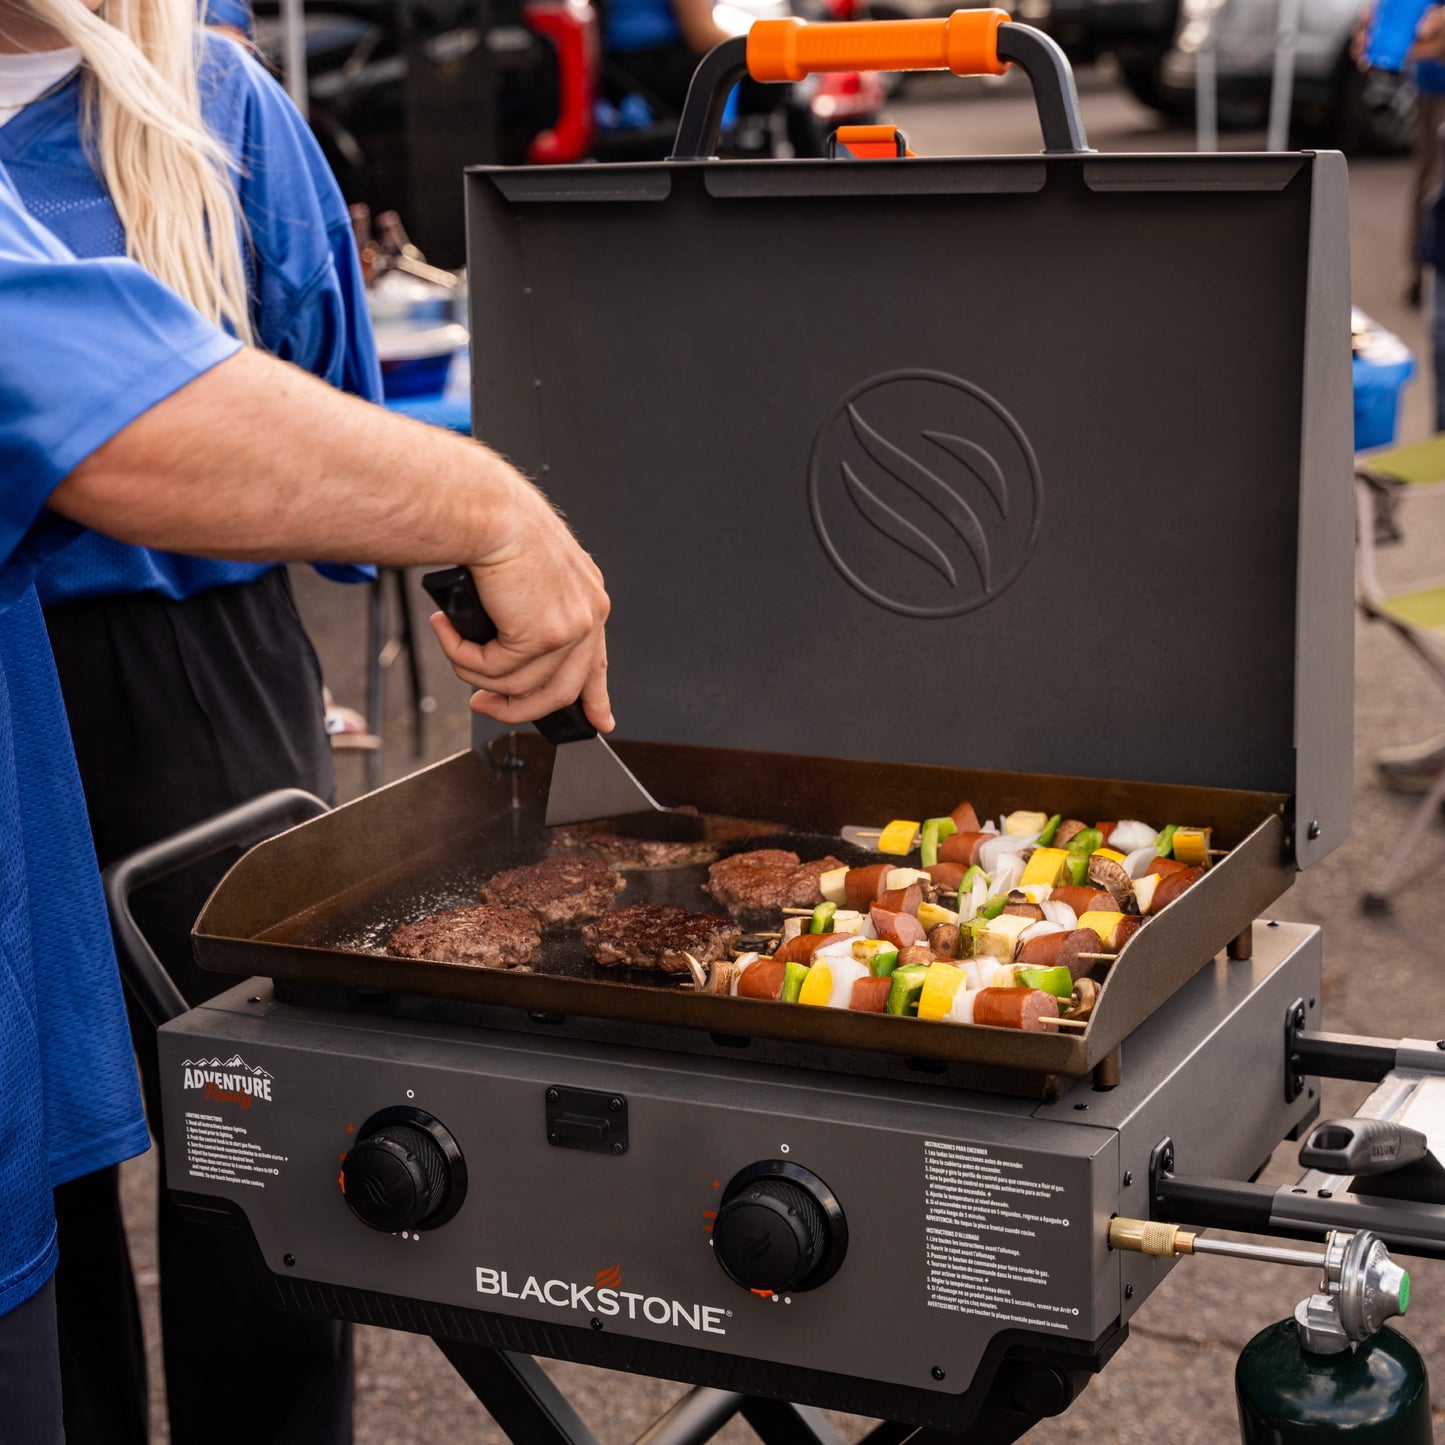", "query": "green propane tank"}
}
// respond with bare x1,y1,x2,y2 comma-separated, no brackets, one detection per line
1236,1320,1432,1444
1234,1230,1429,1444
